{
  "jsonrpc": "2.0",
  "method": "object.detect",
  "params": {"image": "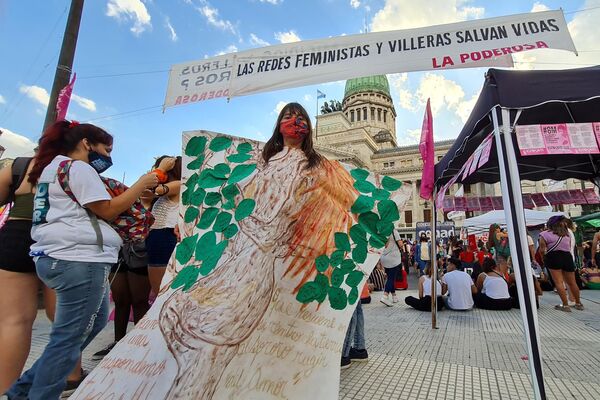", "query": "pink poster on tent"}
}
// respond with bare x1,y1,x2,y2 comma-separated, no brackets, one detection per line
555,190,572,205
594,123,600,147
541,124,571,154
478,136,493,168
466,197,481,211
522,194,535,209
442,196,455,211
567,123,600,154
461,157,473,181
491,196,504,210
583,188,600,204
468,147,483,176
479,197,494,211
454,197,467,211
569,190,587,204
516,125,547,156
544,191,561,205
517,123,600,156
531,193,550,207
